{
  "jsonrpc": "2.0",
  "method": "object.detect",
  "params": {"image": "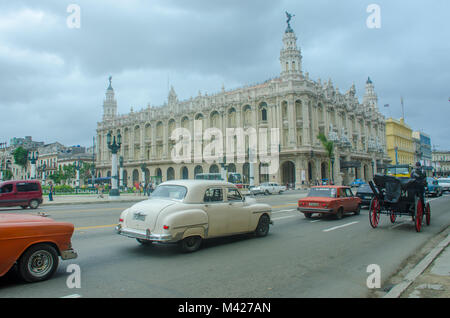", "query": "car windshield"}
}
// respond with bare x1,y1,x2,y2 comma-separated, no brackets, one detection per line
387,167,409,175
357,184,372,192
307,187,337,198
150,185,187,201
